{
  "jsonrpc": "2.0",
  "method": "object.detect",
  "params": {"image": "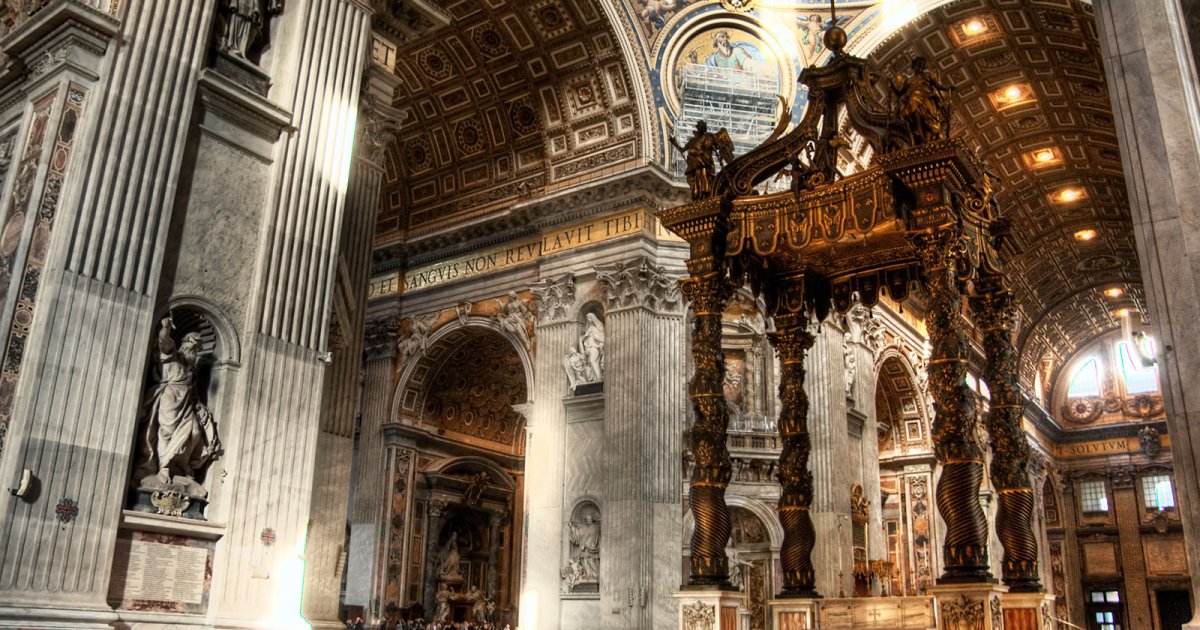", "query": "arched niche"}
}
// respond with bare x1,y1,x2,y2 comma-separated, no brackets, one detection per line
875,352,930,457
126,297,240,517
562,498,601,593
